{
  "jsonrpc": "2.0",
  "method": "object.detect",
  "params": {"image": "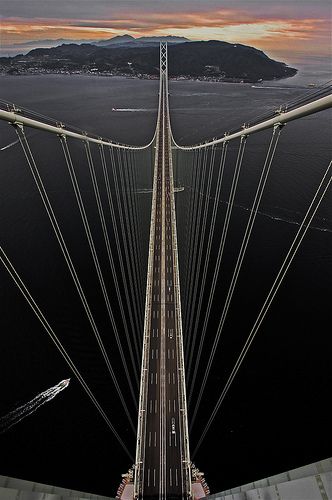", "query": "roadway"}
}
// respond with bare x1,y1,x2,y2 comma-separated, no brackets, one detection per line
138,76,190,499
